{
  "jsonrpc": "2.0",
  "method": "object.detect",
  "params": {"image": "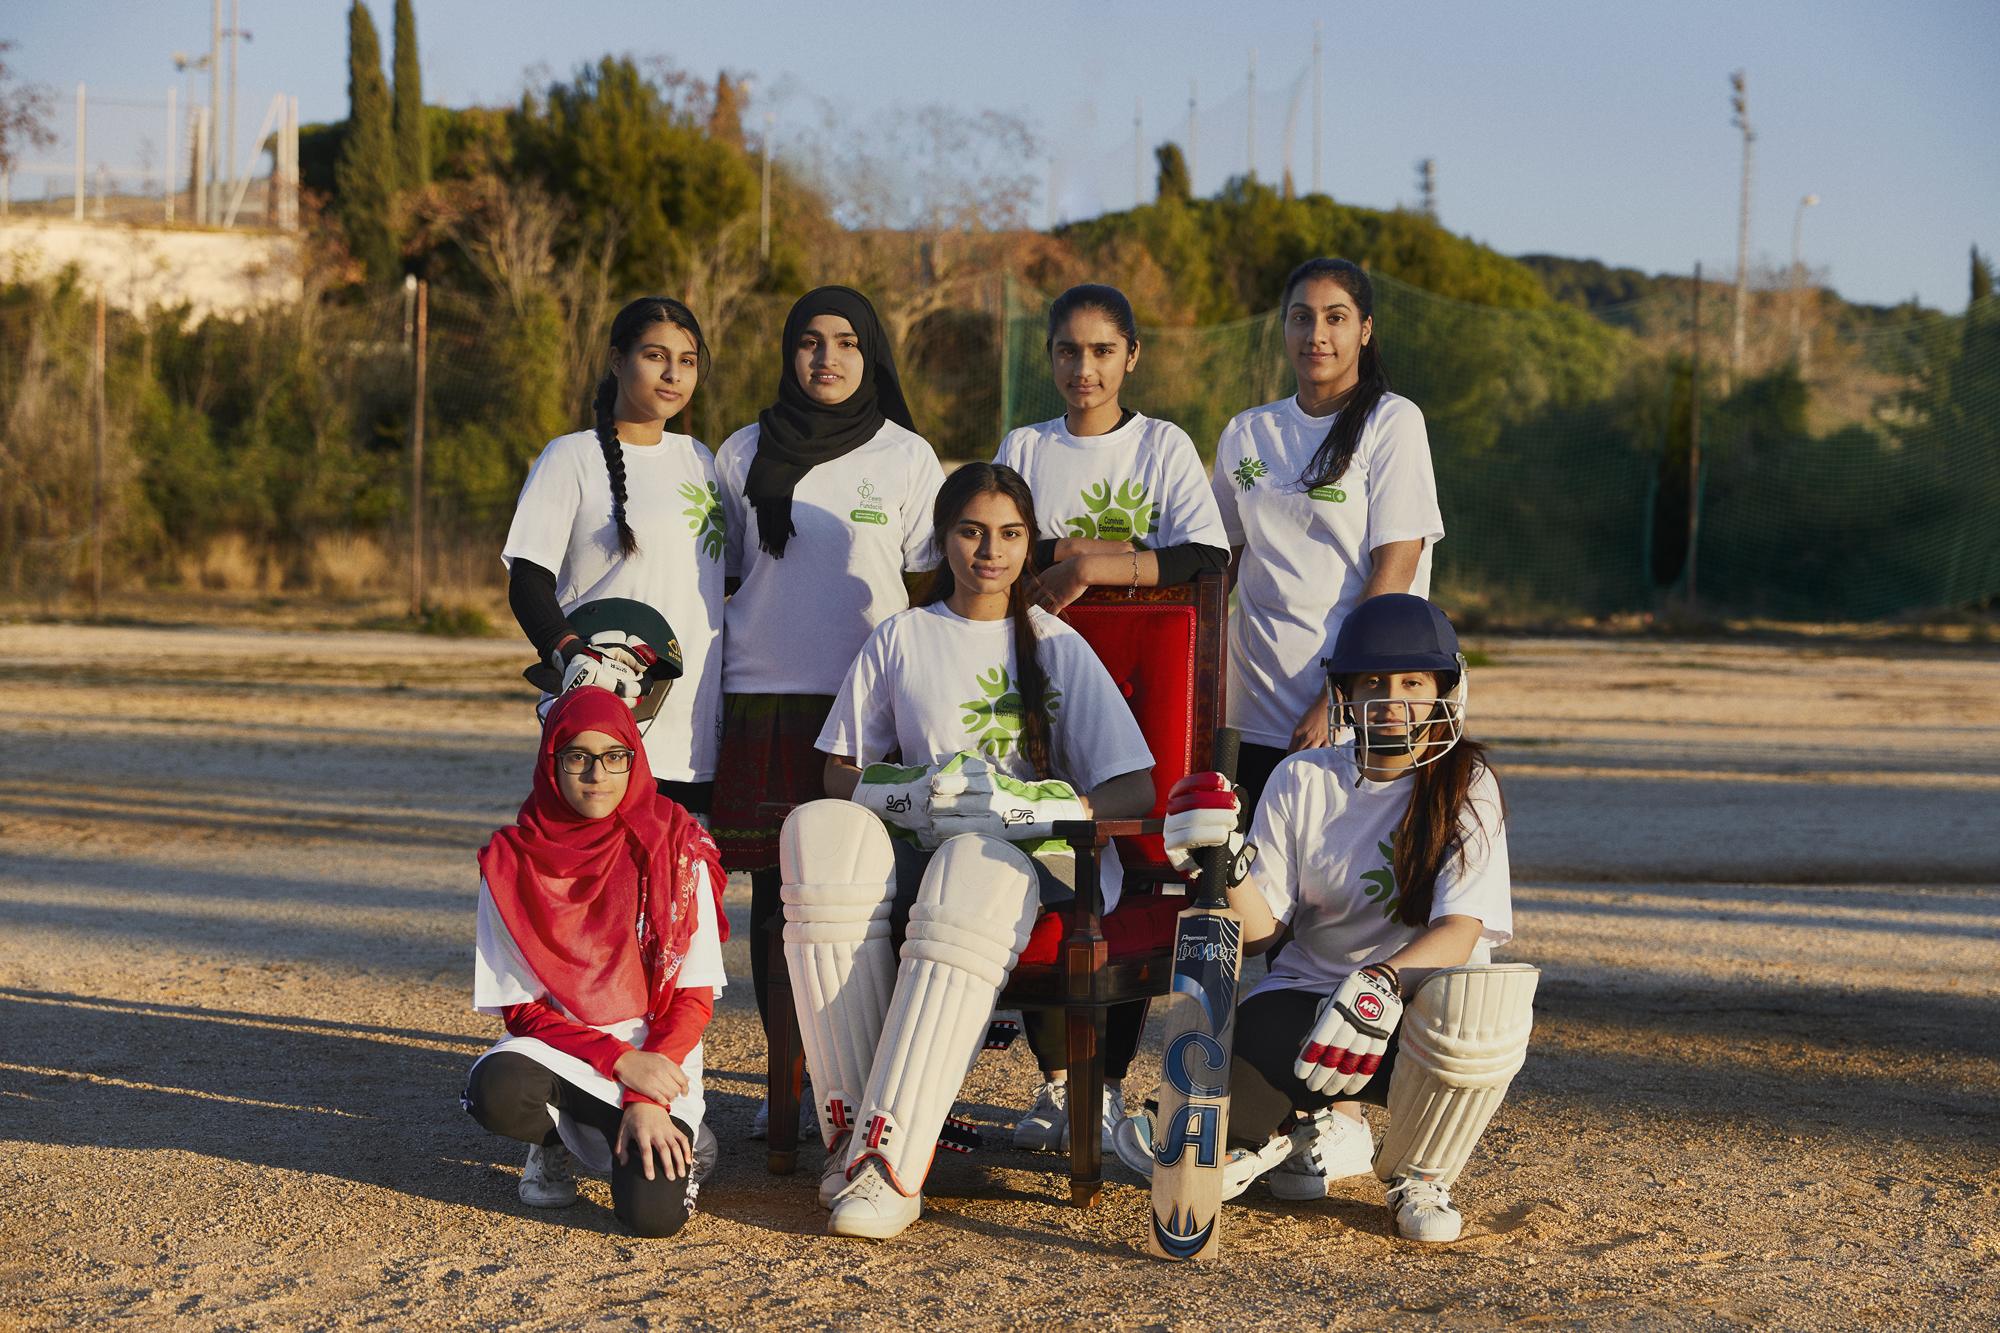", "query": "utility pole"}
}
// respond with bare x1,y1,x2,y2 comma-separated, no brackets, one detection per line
1312,21,1323,194
227,0,239,220
164,86,176,222
1730,70,1753,384
1790,193,1819,367
759,112,773,262
1687,262,1703,606
1187,79,1198,196
73,84,85,221
209,0,222,223
91,289,106,616
1134,96,1146,206
1246,49,1256,182
1417,158,1436,219
409,277,429,618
